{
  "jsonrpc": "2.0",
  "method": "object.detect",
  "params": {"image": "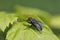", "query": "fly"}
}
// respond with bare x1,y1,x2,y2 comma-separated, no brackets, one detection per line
28,17,42,31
